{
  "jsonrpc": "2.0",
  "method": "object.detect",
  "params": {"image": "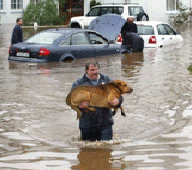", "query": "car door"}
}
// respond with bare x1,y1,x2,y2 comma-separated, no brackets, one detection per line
163,24,177,45
59,32,96,59
83,7,101,27
87,32,121,56
156,24,171,46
